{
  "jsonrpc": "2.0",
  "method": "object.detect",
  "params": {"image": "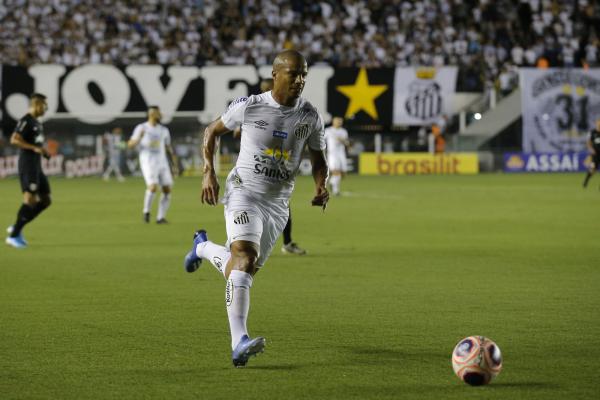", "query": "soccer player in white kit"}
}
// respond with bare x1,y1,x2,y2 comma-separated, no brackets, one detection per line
324,116,349,196
183,50,329,367
127,106,178,224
